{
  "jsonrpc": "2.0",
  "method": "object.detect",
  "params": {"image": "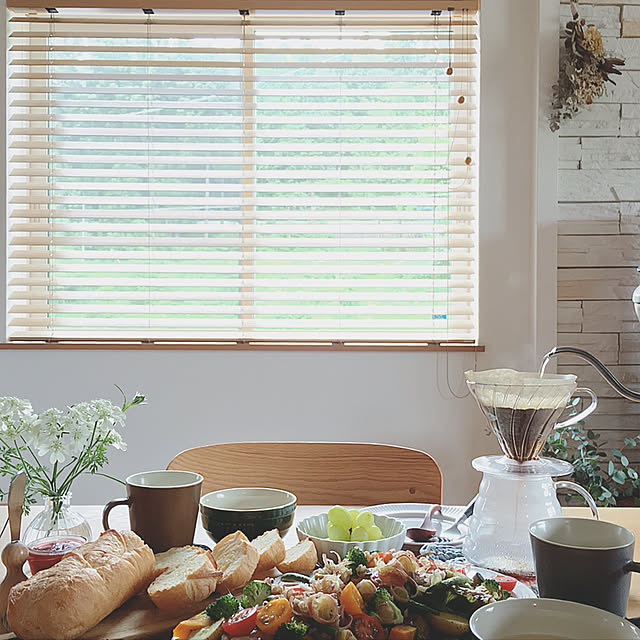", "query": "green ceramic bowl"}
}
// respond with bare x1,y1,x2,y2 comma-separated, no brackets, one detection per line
200,487,297,543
